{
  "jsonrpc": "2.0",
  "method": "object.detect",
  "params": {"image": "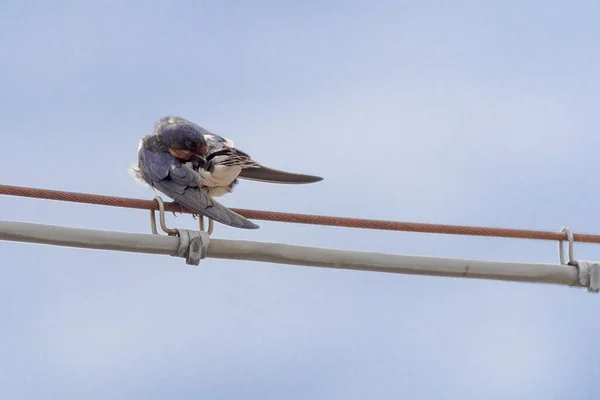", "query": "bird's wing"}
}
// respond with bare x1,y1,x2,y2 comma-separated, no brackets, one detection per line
154,117,323,184
202,133,323,184
138,149,259,229
237,165,323,184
